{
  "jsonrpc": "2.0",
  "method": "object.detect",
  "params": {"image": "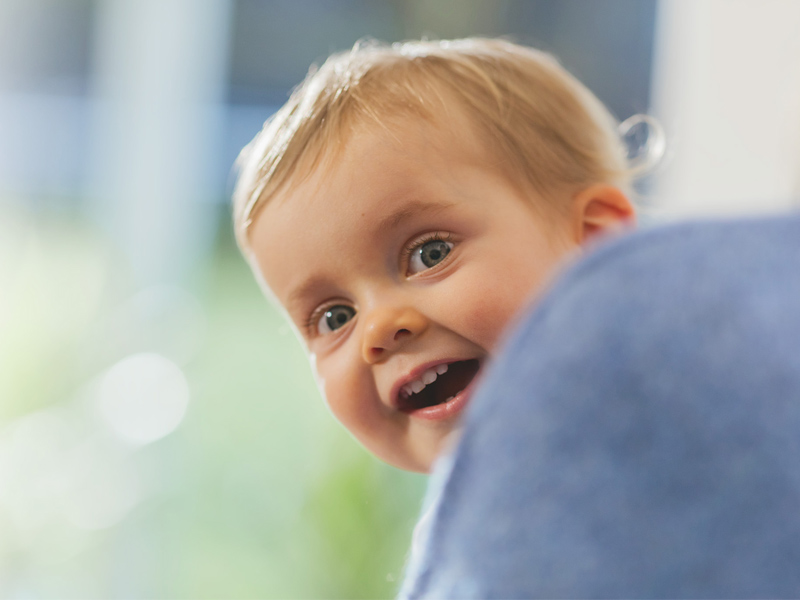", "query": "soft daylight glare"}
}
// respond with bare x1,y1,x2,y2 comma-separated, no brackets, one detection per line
0,406,142,565
61,437,142,531
97,353,190,445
